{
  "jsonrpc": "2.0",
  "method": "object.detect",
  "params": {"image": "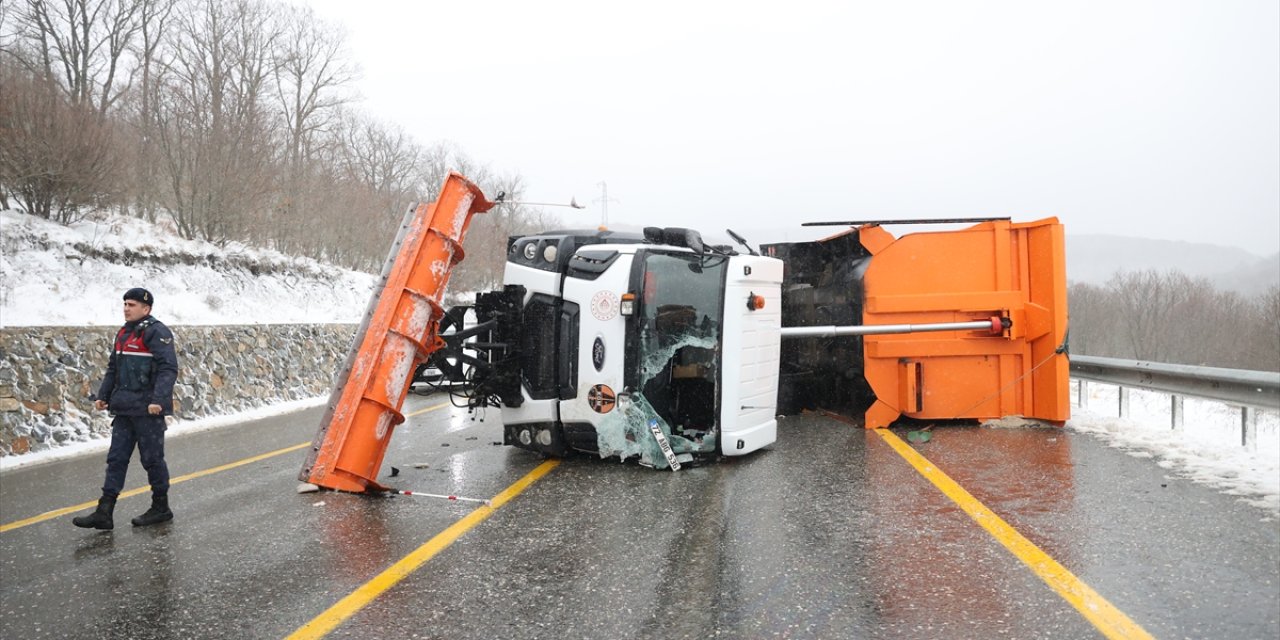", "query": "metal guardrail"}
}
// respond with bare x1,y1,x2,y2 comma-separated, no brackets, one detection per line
1069,355,1280,449
1070,355,1280,409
